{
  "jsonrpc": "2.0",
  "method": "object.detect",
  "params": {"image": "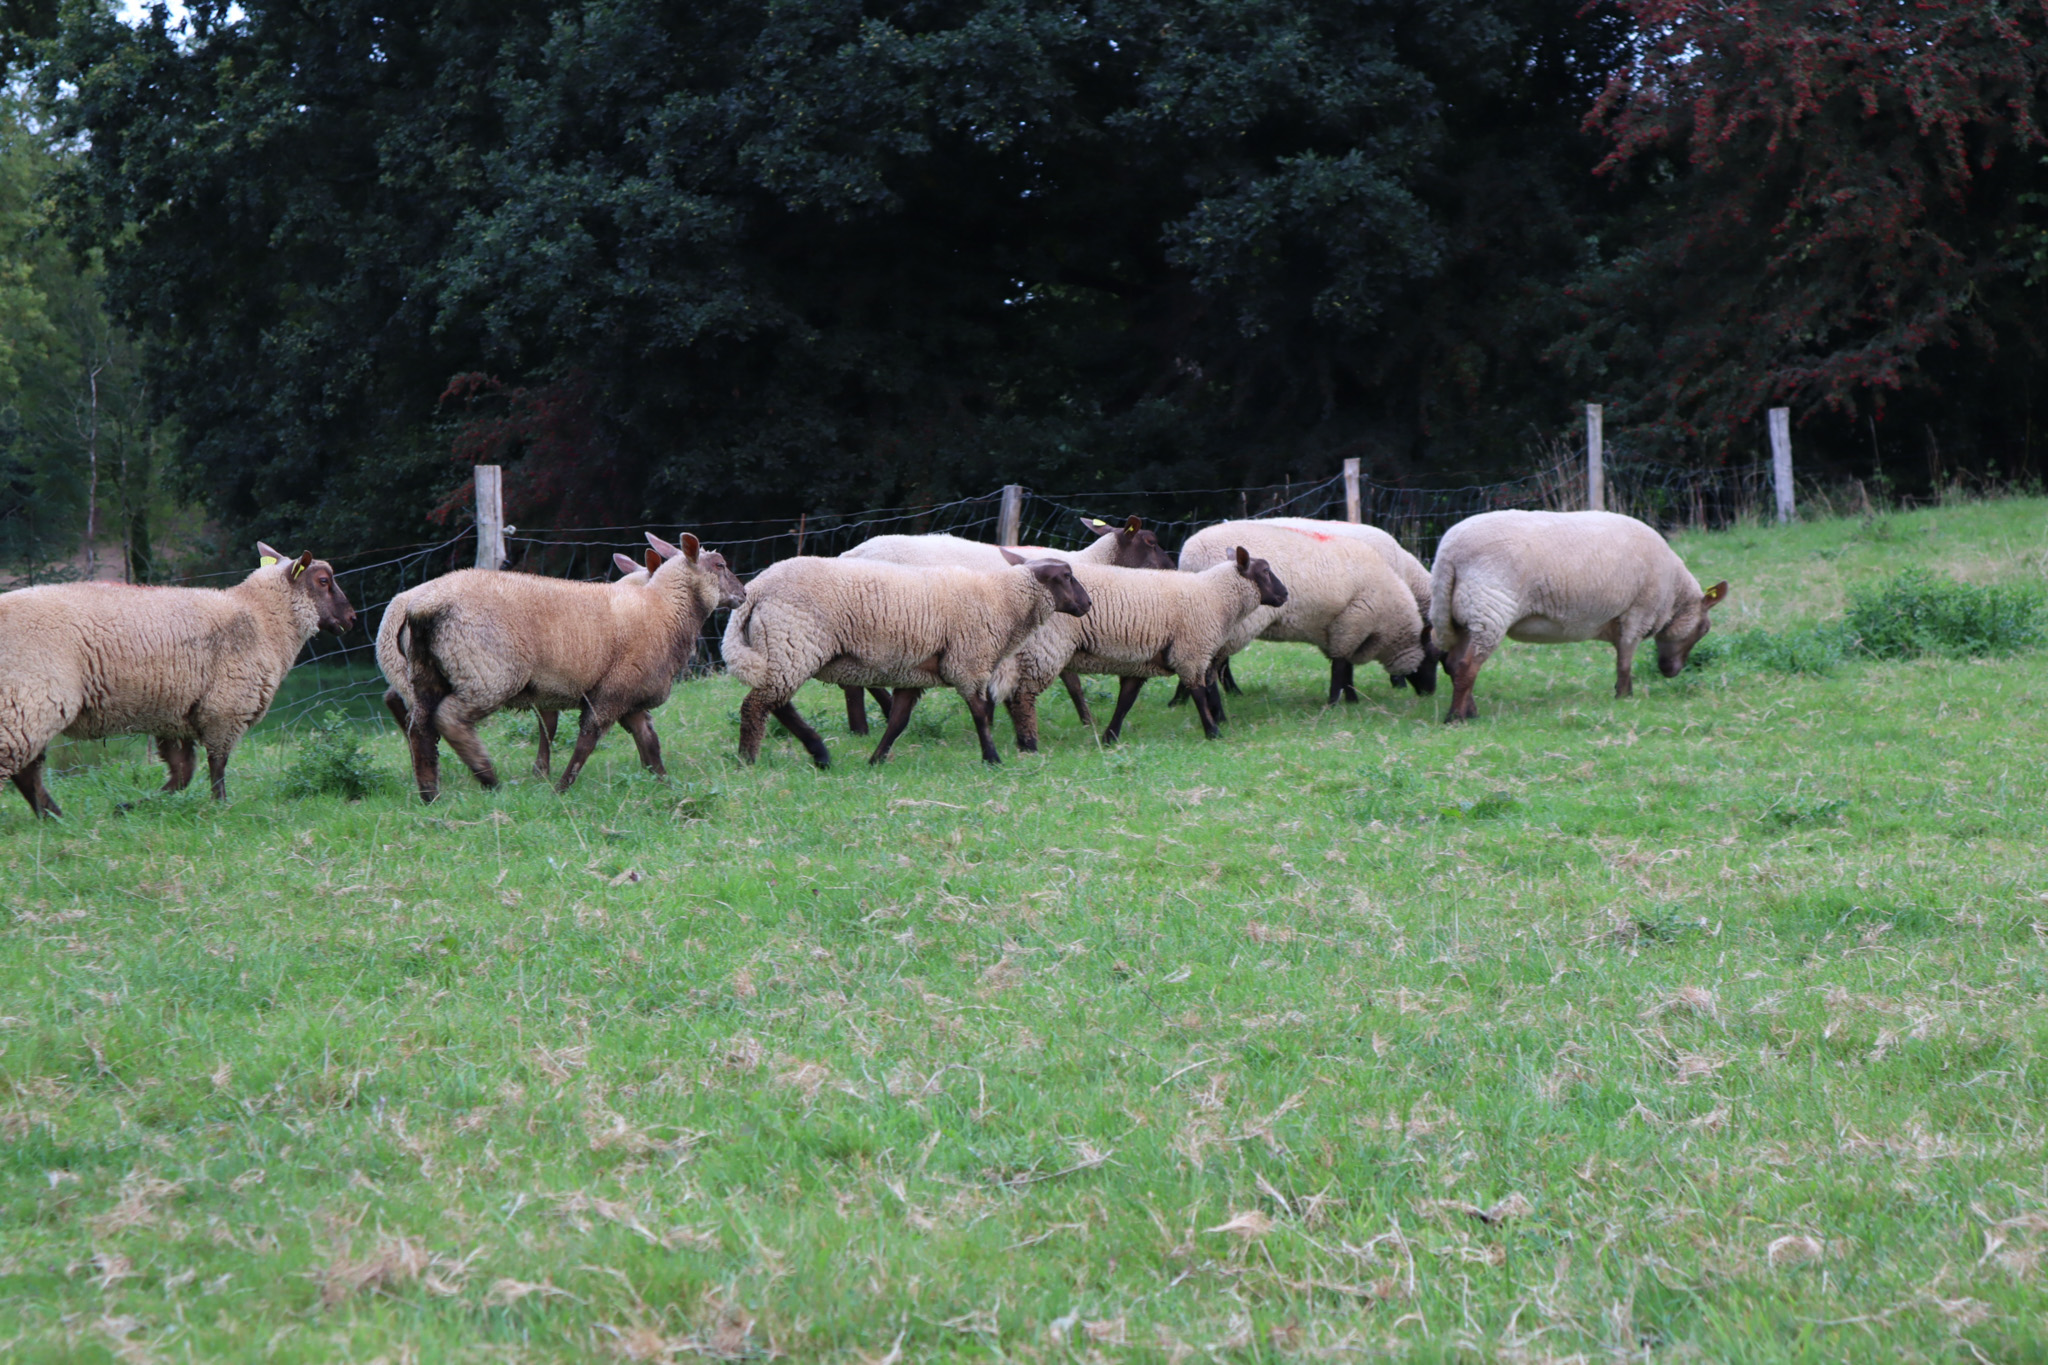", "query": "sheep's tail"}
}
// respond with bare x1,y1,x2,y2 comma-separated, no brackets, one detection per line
718,598,768,685
403,605,454,727
1428,558,1456,643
